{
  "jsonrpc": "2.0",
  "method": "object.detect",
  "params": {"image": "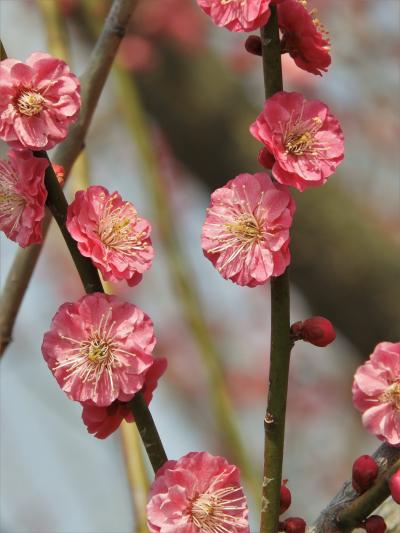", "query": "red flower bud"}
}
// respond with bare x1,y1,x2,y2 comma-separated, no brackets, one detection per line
300,316,336,347
389,468,400,503
245,35,262,56
282,517,306,533
352,455,379,493
52,163,65,186
280,480,291,514
258,147,276,169
363,515,386,533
